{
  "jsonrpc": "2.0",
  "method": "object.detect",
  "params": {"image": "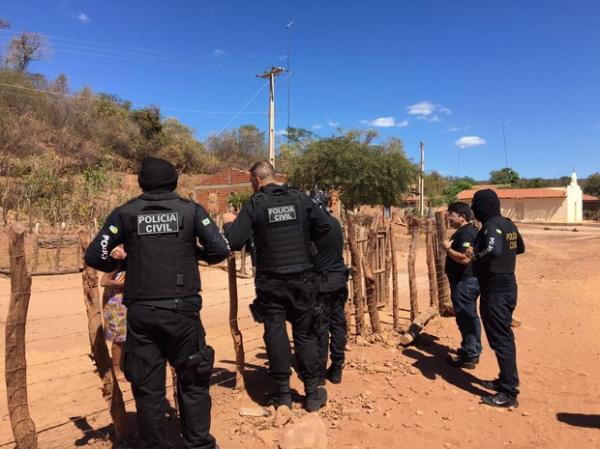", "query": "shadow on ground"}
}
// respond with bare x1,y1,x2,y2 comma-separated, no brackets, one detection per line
556,412,600,429
402,332,491,397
